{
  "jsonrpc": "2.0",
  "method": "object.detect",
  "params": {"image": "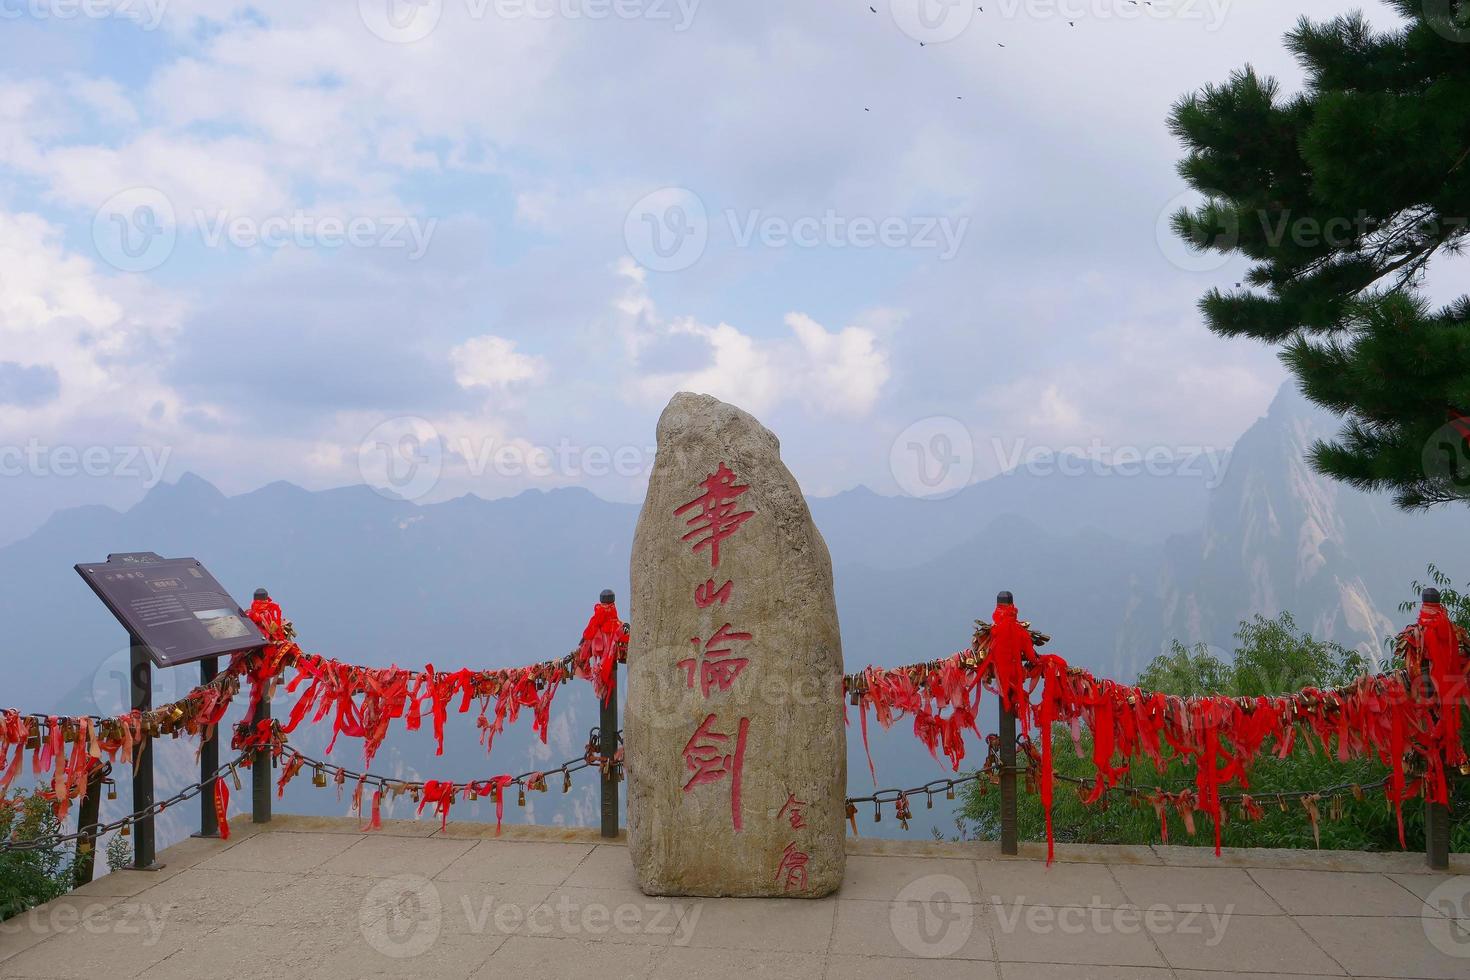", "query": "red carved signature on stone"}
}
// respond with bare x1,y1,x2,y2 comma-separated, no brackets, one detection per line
681,713,750,831
694,578,734,608
775,842,809,892
678,623,752,698
777,793,807,830
674,463,754,569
